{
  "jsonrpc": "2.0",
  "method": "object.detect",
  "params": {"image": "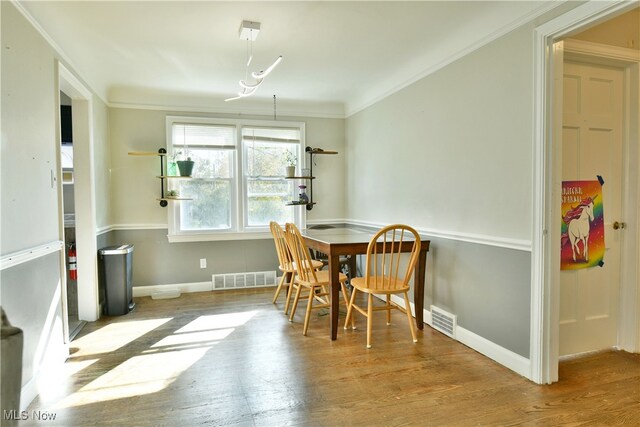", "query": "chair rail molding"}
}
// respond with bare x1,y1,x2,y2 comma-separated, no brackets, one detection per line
344,219,531,251
0,240,64,271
